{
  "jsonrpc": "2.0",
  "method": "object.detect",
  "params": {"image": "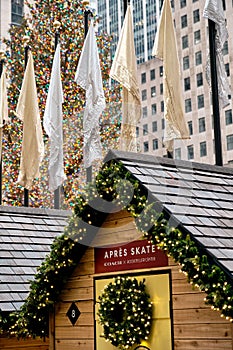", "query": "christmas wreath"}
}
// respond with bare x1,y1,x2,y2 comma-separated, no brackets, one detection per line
97,276,152,349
